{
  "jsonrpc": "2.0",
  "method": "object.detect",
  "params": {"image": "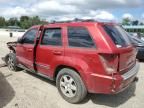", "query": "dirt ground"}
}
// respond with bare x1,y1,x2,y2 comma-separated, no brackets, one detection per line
0,35,144,108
